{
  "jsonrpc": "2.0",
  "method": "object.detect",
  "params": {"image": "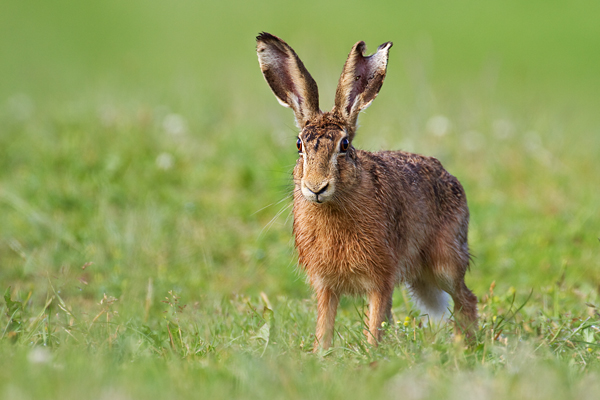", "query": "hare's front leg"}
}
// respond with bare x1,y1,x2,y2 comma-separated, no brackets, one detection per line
313,286,339,351
365,287,394,346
